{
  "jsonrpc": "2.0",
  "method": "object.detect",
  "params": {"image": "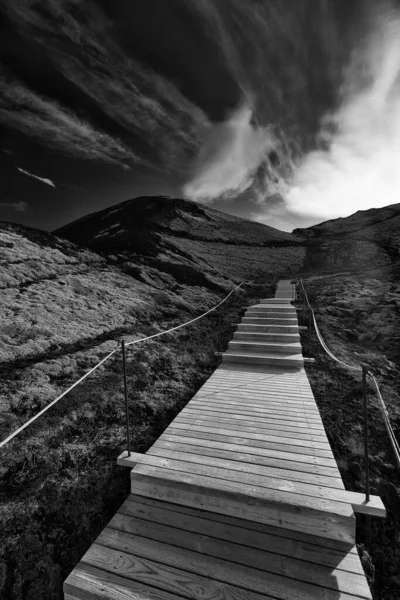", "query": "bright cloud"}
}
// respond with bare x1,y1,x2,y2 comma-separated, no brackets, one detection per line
17,167,55,188
286,4,400,220
183,105,276,201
